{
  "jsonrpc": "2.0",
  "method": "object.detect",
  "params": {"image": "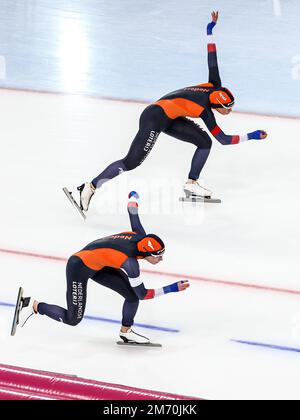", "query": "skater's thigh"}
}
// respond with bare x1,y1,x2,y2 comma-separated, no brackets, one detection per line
123,105,171,168
164,117,212,148
65,256,93,320
139,104,172,131
92,267,137,302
